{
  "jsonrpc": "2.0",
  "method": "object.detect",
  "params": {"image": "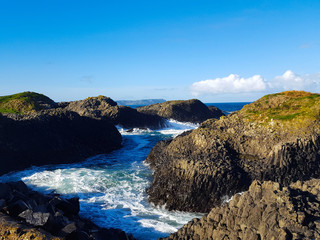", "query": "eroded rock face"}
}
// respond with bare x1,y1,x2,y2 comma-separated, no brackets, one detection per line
0,181,135,240
64,95,166,129
146,91,320,212
162,179,320,240
0,108,122,175
137,99,224,123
